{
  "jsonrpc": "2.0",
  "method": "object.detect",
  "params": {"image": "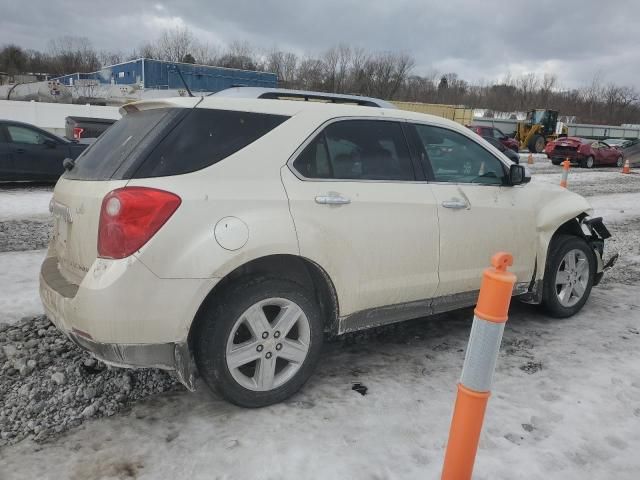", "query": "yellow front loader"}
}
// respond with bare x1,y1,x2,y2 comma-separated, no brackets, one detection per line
516,109,568,153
